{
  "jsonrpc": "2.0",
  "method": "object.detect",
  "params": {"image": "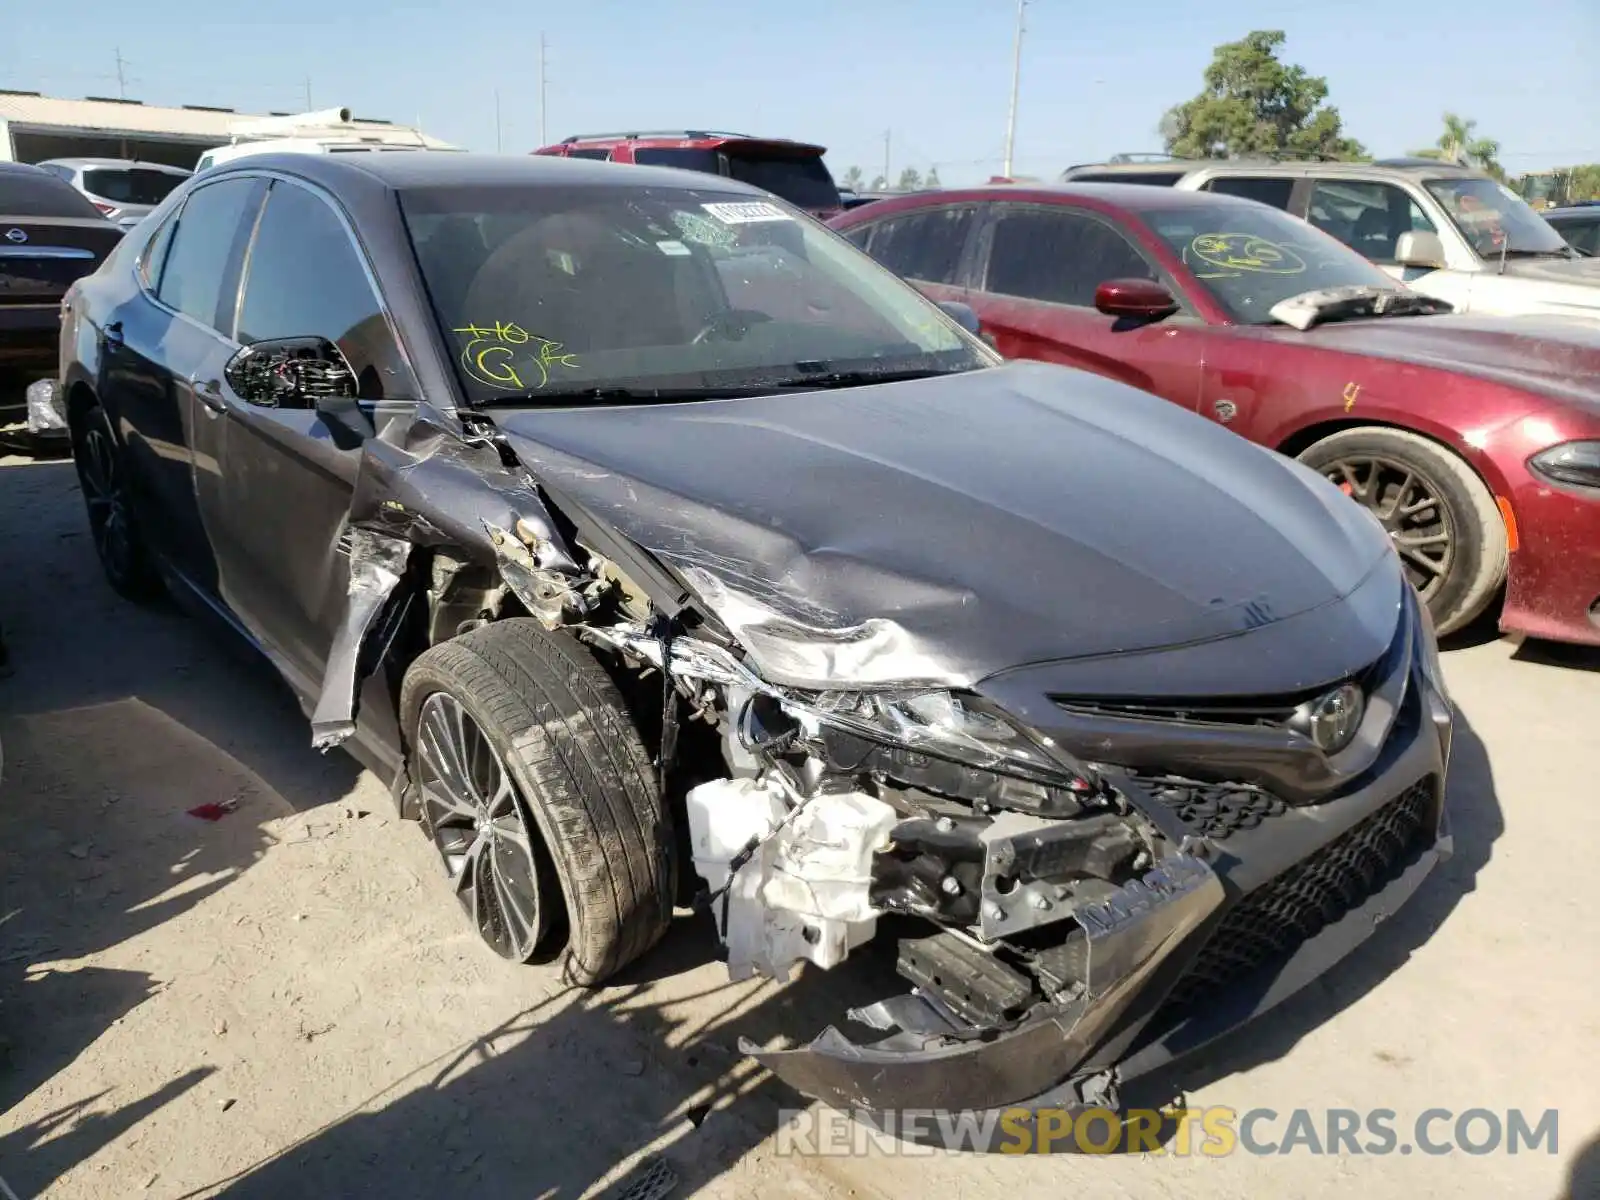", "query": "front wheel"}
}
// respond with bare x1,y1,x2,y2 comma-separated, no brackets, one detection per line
399,620,674,984
1297,427,1507,636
